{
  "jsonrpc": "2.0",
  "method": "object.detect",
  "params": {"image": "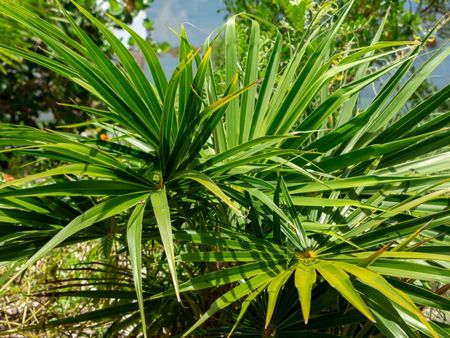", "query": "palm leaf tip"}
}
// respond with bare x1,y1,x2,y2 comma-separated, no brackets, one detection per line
295,261,316,324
